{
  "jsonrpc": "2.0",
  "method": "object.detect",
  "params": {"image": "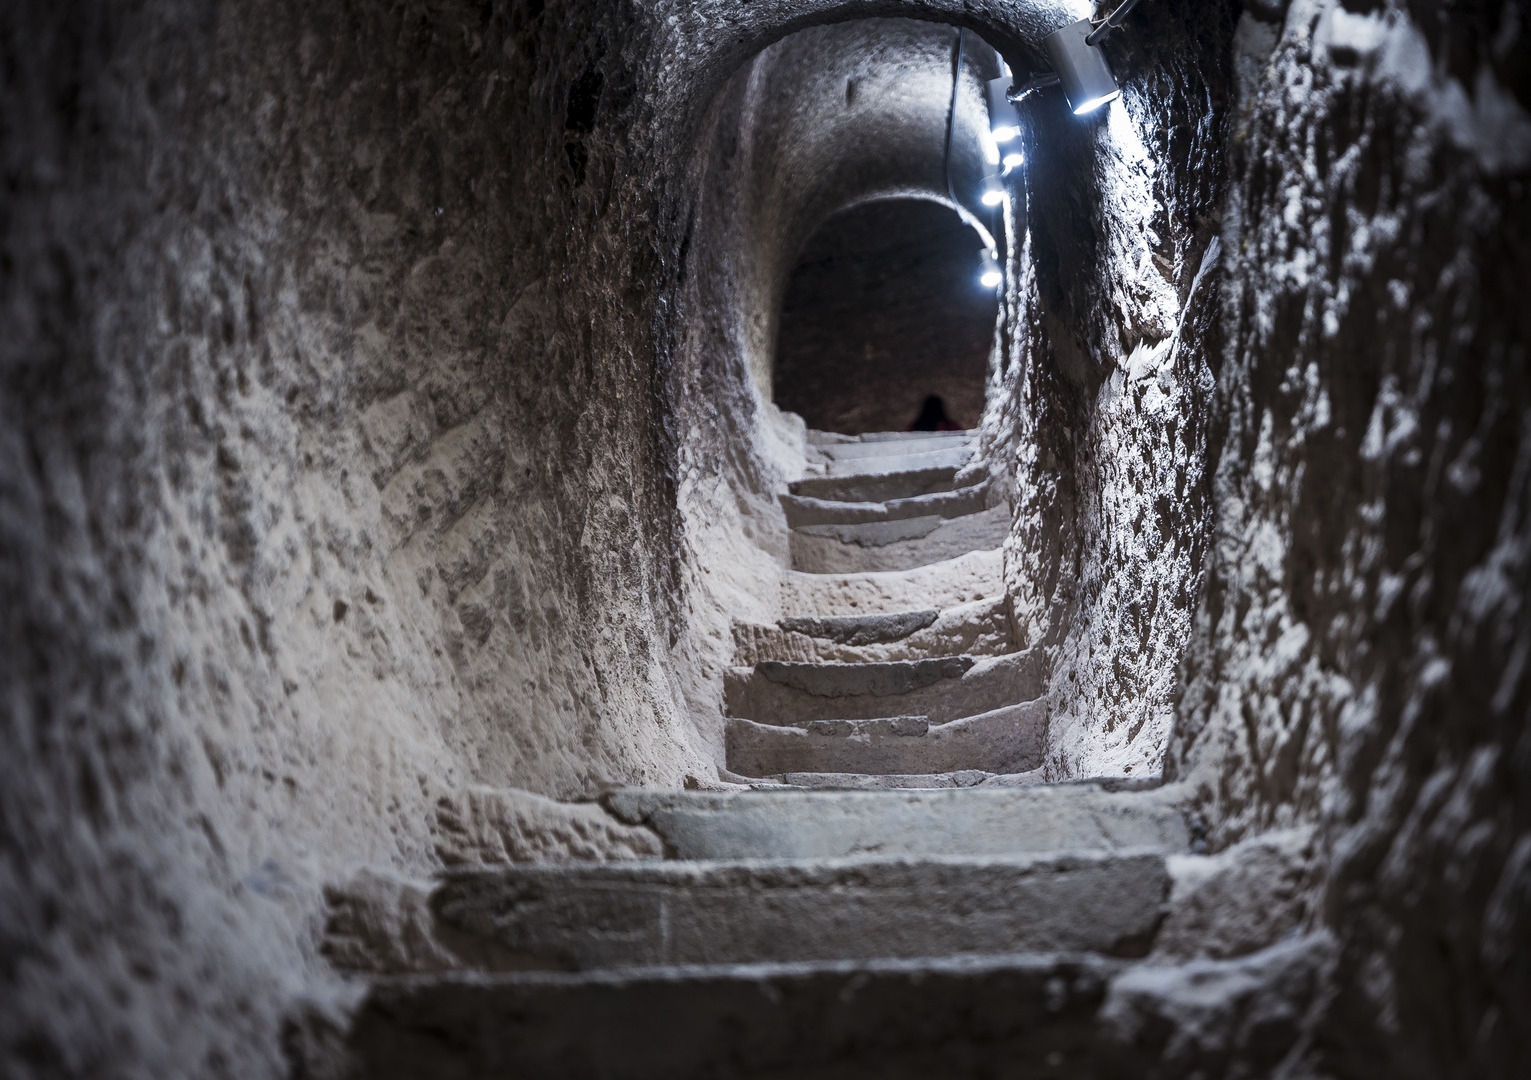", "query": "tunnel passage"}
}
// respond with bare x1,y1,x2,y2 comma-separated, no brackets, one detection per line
8,0,1528,1077
773,197,997,434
